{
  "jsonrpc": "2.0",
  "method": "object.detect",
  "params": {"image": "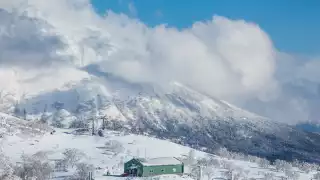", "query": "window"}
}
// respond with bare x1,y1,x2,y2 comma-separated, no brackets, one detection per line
150,169,154,173
161,169,165,172
172,168,176,172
